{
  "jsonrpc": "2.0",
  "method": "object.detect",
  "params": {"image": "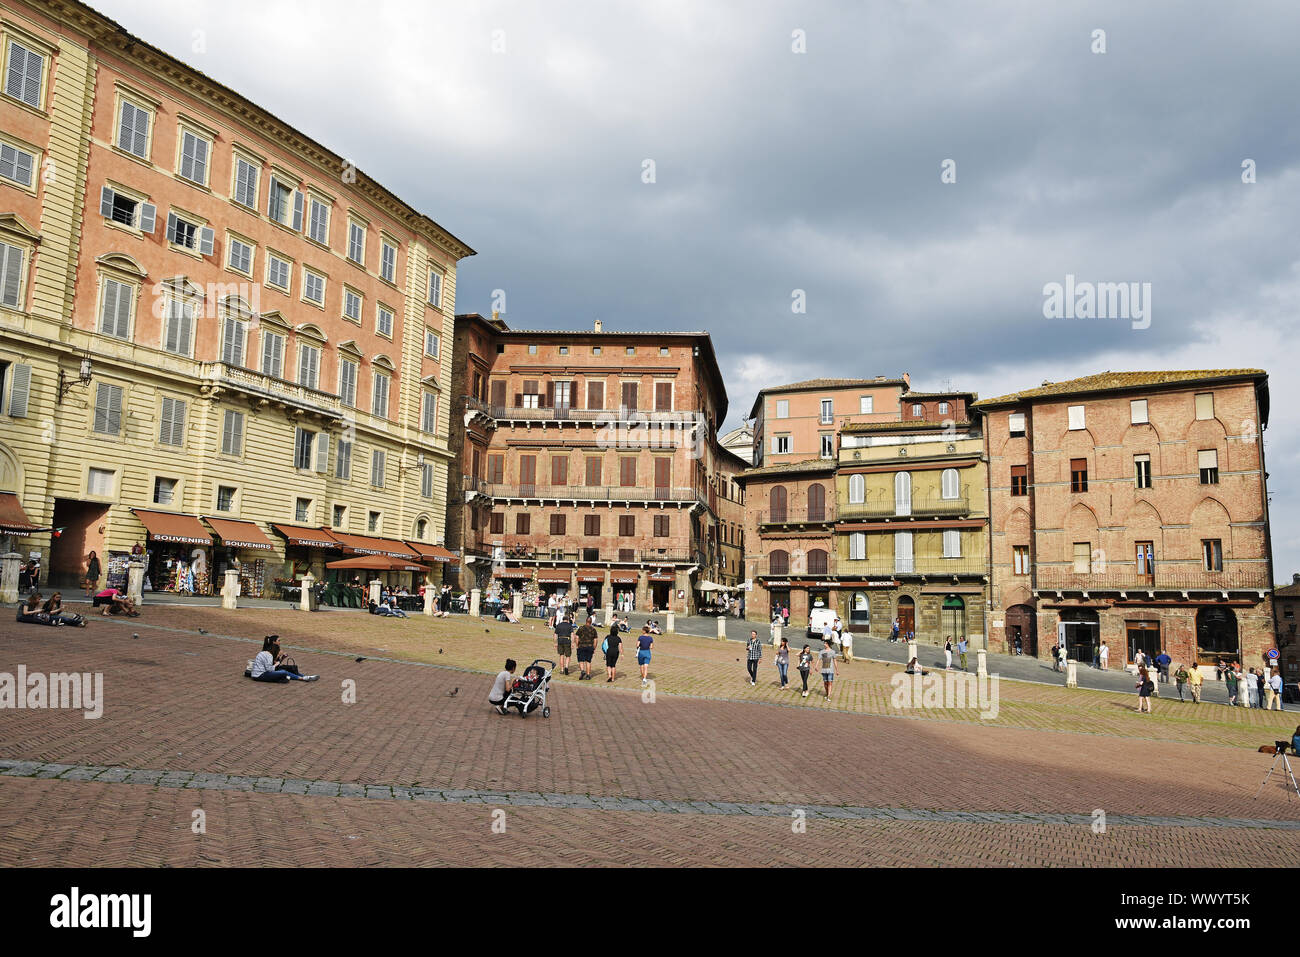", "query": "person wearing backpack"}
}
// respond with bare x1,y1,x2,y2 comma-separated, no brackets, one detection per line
1135,667,1154,713
1050,644,1060,672
603,621,622,682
